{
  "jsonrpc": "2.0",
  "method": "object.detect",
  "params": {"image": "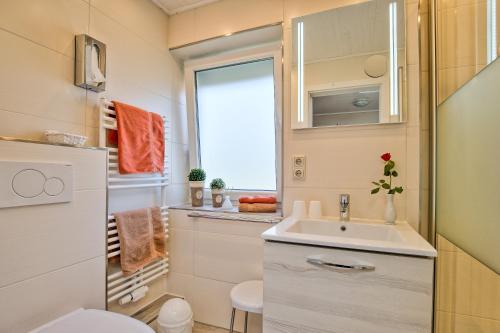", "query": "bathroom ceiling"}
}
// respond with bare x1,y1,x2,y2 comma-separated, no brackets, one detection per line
152,0,220,14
